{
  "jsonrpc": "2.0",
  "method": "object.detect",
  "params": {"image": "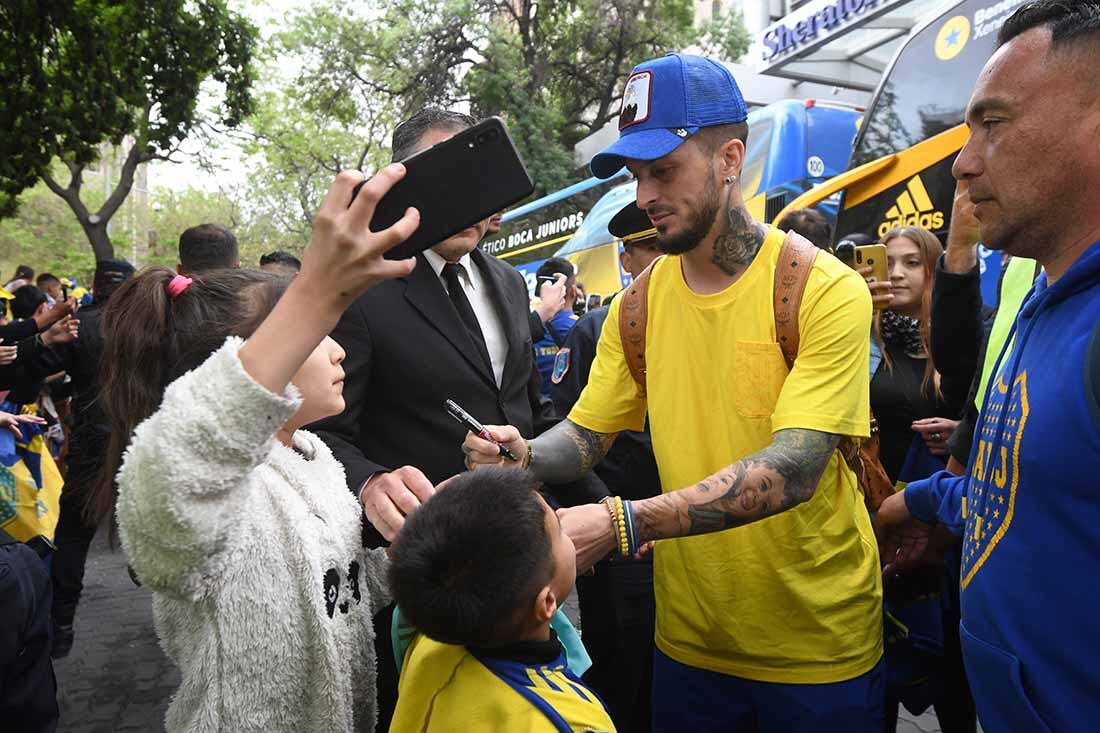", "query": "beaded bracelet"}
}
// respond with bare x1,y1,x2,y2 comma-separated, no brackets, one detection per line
613,497,631,556
622,499,639,556
601,496,621,552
